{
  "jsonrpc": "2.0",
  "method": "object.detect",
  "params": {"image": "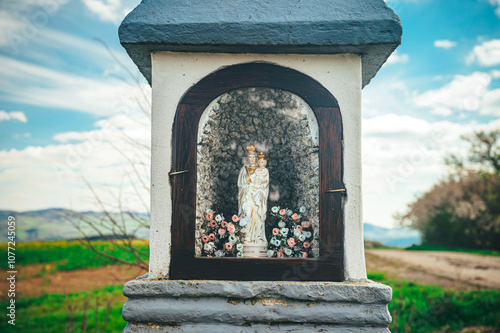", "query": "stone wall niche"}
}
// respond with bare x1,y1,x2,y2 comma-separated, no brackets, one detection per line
196,87,320,258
